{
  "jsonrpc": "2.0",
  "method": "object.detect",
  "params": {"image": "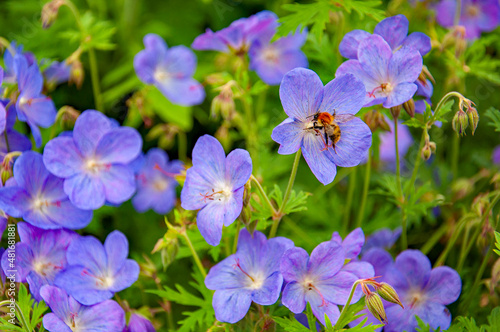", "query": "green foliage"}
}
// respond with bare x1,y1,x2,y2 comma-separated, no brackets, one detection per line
416,316,441,332
144,88,193,130
59,12,116,51
466,35,500,85
448,307,500,332
272,316,310,332
334,299,367,329
494,231,500,256
0,284,48,331
269,185,310,215
485,107,500,133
